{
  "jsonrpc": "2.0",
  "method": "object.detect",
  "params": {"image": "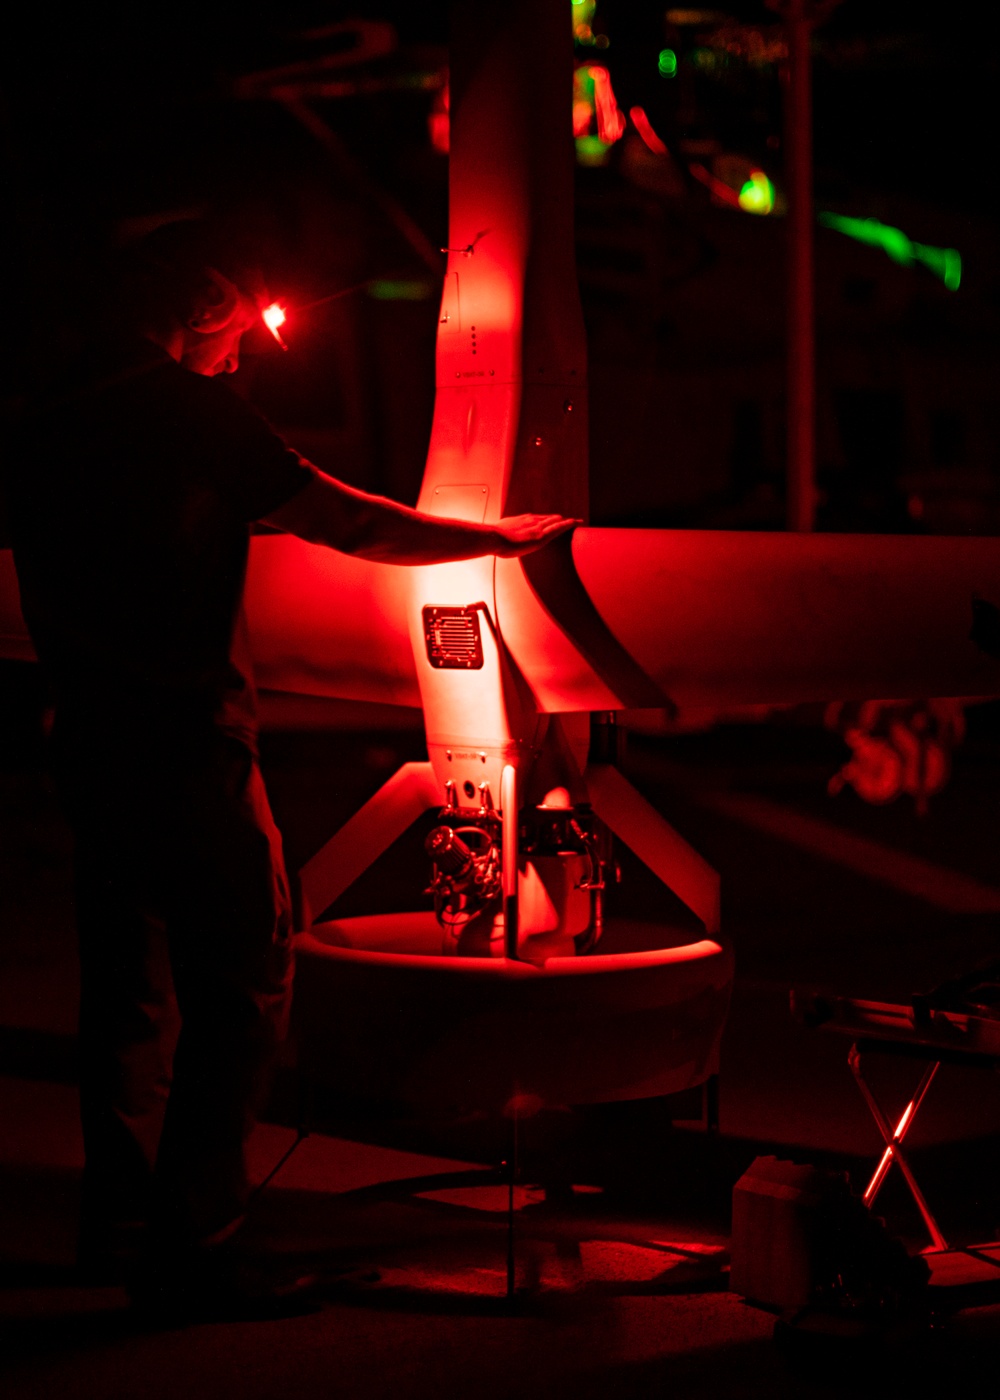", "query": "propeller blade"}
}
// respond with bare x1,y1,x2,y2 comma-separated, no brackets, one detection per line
500,529,1000,711
245,533,419,707
8,528,1000,714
